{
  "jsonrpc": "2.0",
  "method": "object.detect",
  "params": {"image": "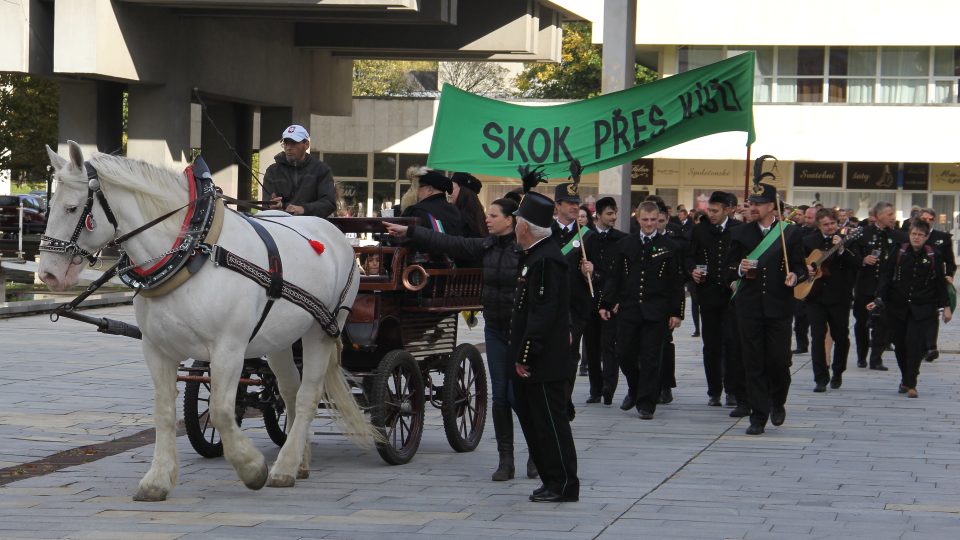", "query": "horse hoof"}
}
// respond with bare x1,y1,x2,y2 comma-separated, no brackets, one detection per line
266,474,296,488
296,469,310,480
133,485,168,502
242,461,269,490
